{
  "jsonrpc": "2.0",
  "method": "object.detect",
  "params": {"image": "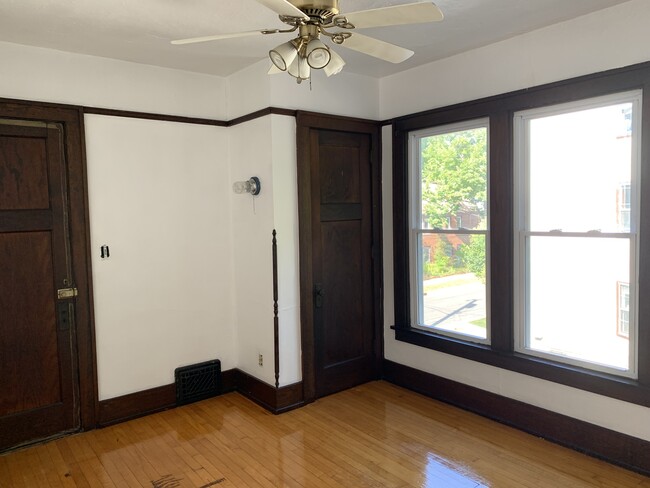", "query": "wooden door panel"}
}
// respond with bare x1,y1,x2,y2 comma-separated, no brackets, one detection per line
0,232,61,416
0,119,79,451
319,146,361,204
321,220,366,366
0,126,50,210
308,125,377,398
